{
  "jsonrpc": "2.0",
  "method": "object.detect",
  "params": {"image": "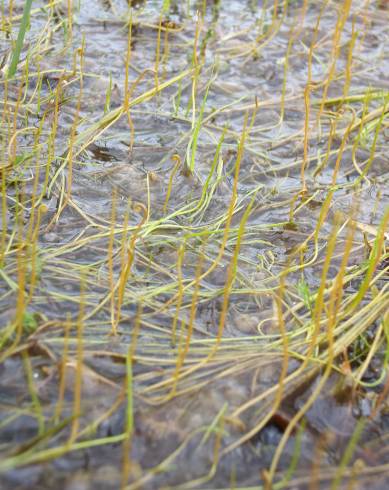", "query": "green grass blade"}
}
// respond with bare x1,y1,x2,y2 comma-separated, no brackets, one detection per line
7,0,33,79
